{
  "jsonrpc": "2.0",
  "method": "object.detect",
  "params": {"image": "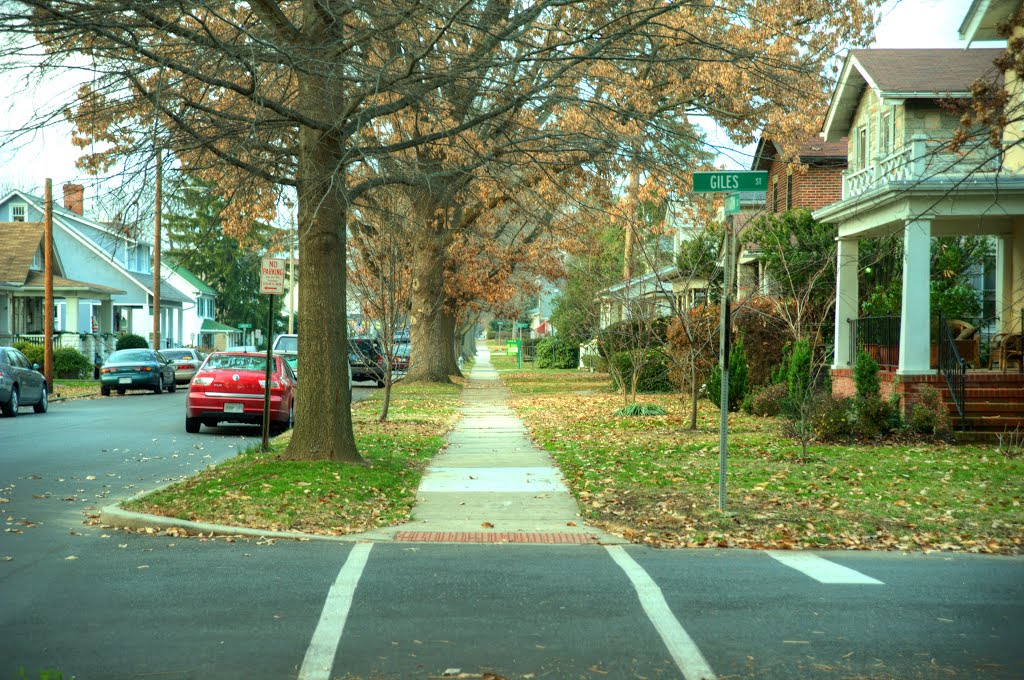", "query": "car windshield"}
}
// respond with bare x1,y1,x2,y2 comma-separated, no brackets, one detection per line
205,354,275,372
283,355,298,371
108,350,154,362
162,350,194,360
